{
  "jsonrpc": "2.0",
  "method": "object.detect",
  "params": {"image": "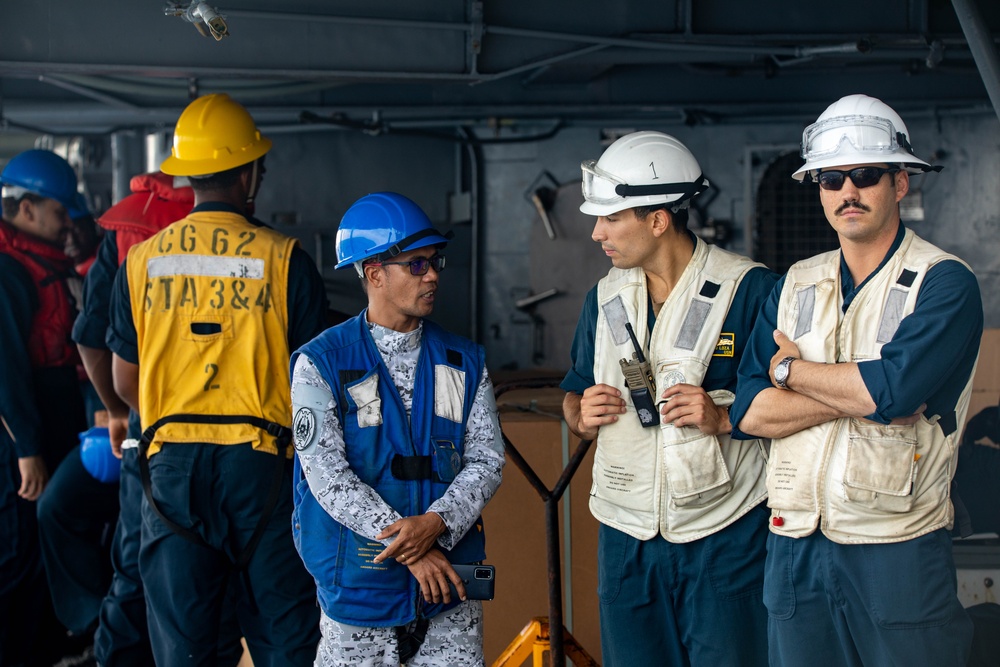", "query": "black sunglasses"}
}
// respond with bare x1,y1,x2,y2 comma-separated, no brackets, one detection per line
816,166,900,191
372,253,446,276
